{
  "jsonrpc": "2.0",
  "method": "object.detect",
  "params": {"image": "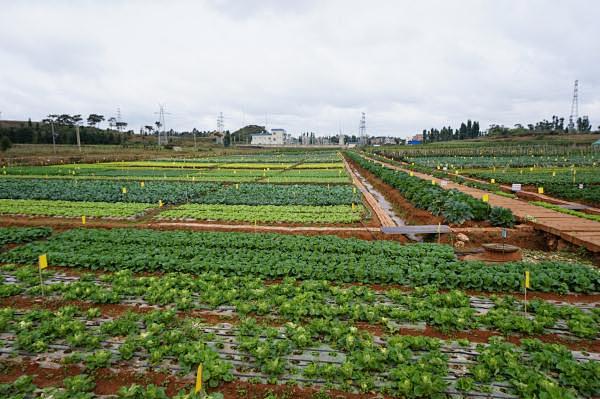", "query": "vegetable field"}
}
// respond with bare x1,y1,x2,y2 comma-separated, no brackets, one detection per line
157,204,364,224
1,149,600,398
